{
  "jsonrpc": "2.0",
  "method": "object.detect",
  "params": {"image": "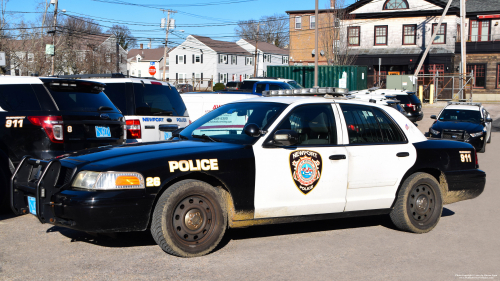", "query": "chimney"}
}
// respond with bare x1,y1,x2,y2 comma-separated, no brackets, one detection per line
140,43,143,49
330,0,335,9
